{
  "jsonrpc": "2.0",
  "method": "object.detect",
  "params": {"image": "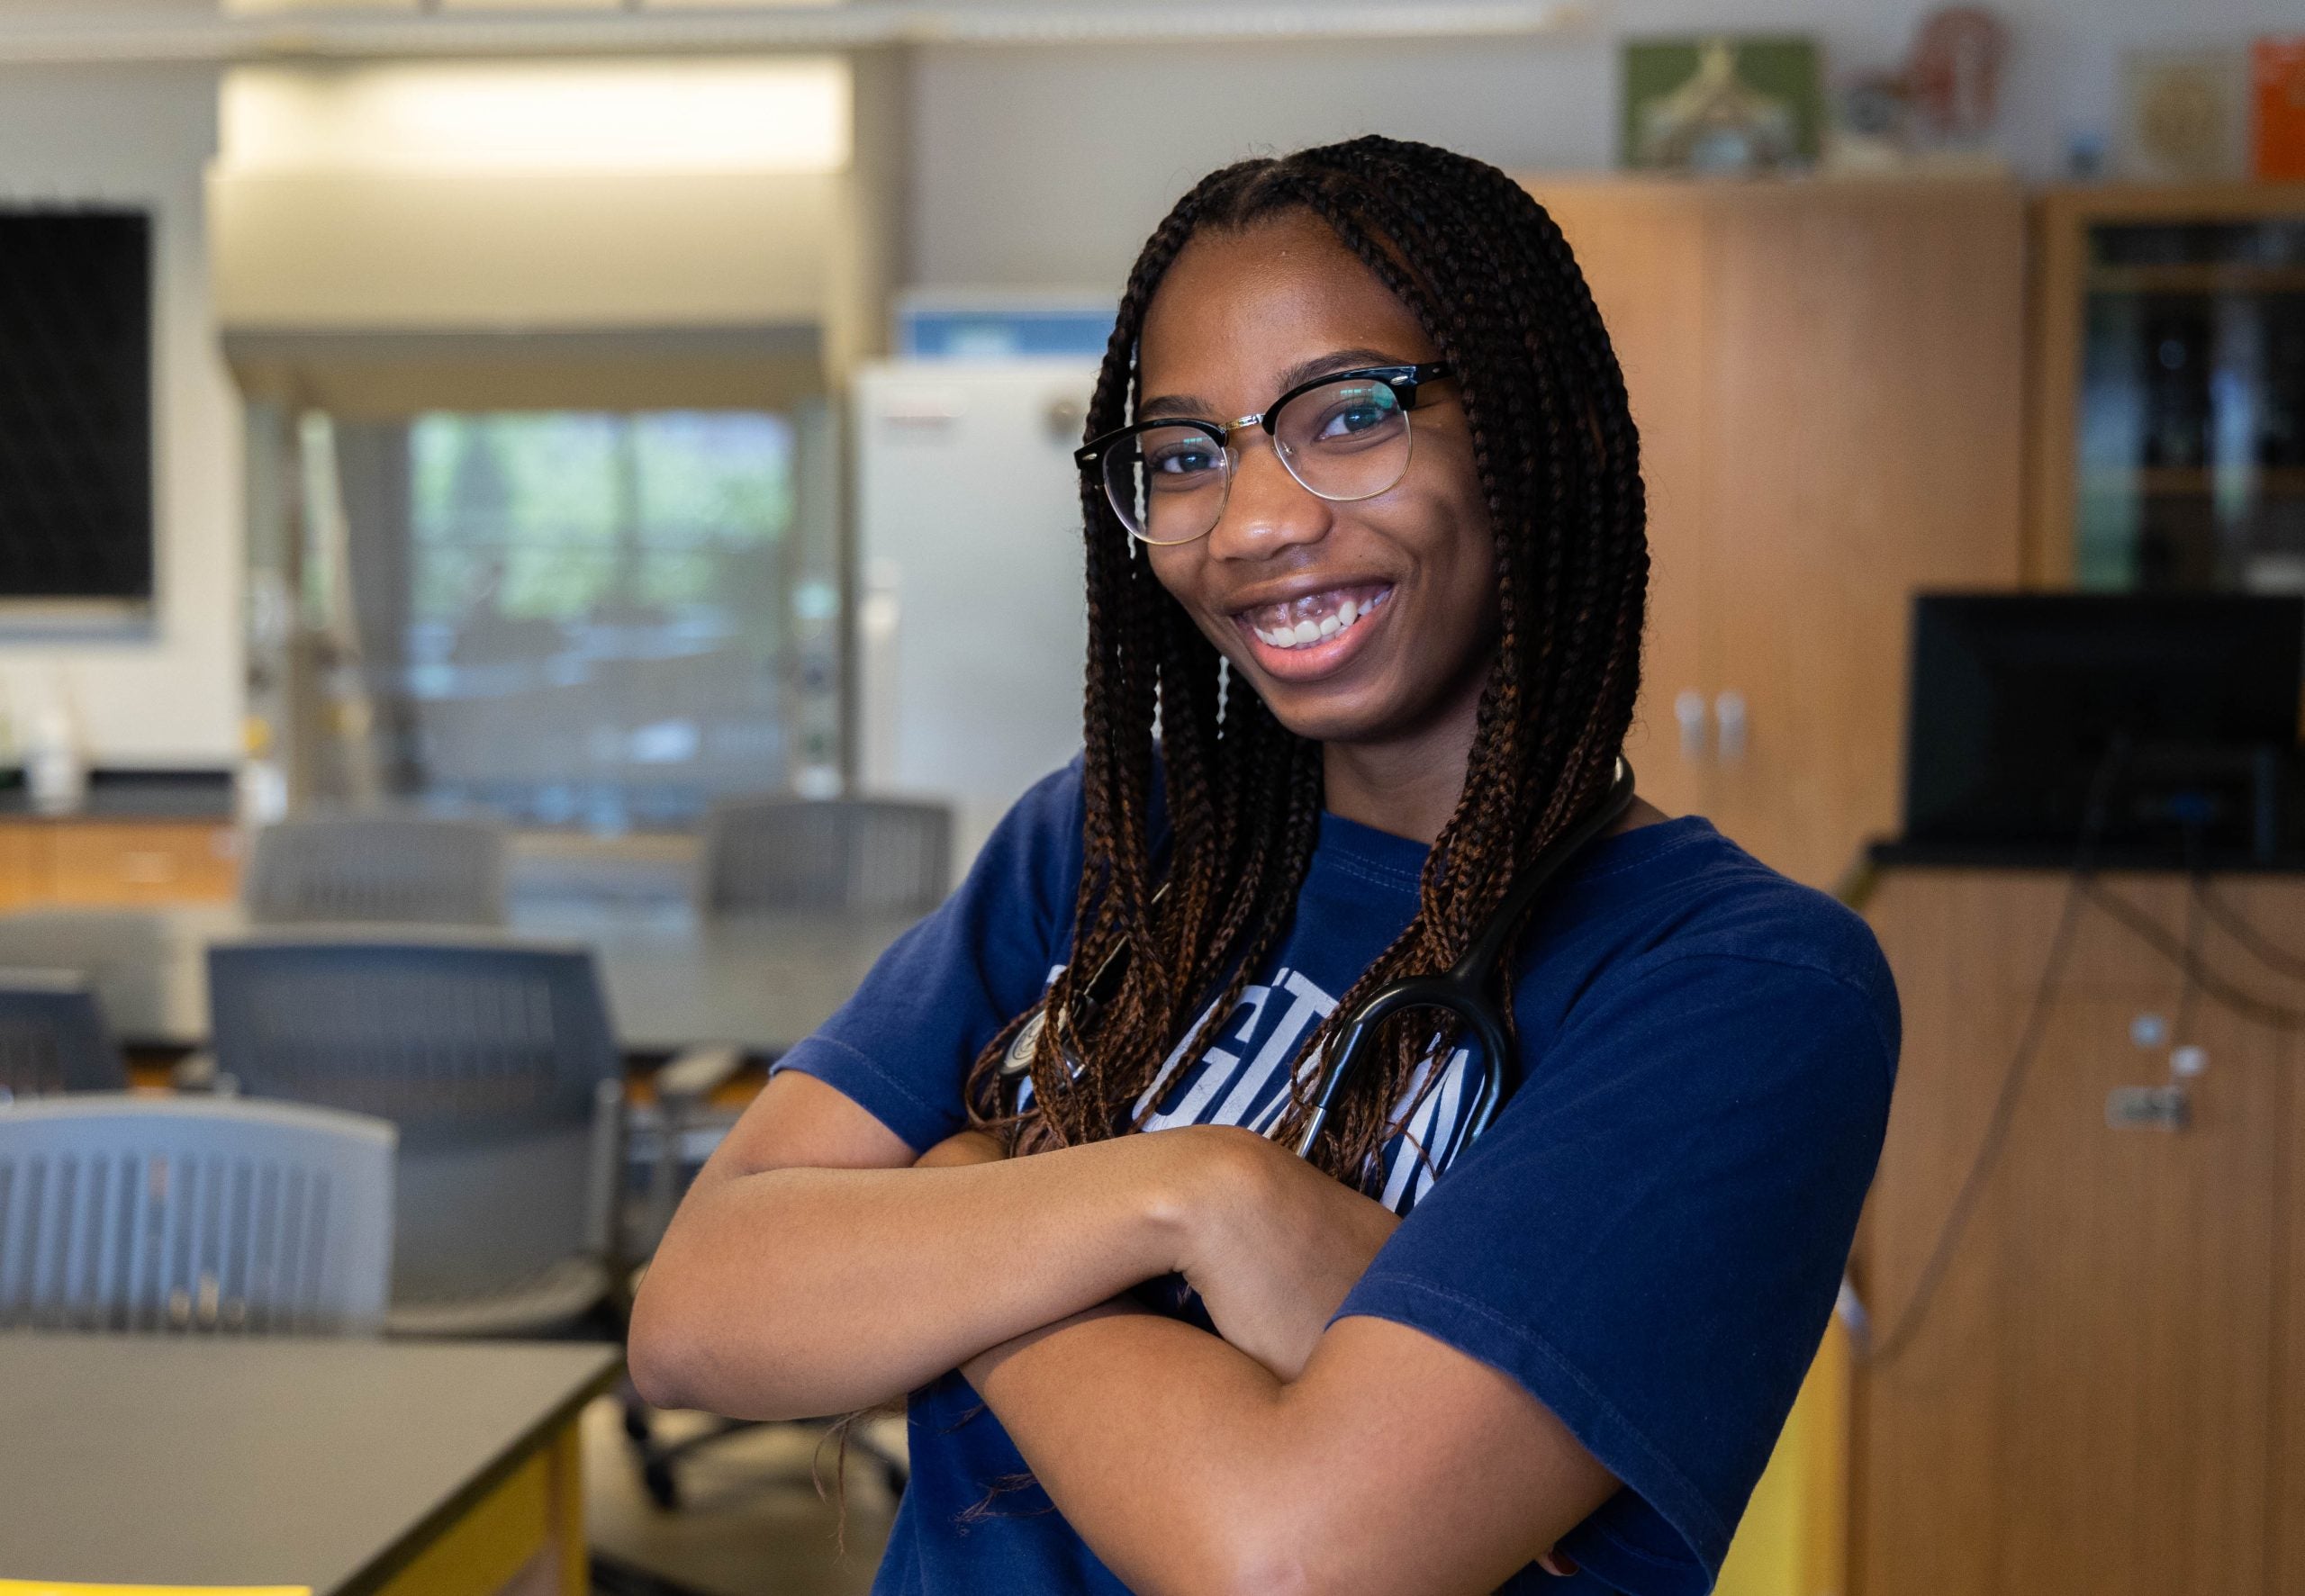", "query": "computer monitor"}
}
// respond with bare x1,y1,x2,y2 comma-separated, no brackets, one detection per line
1903,592,2305,859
